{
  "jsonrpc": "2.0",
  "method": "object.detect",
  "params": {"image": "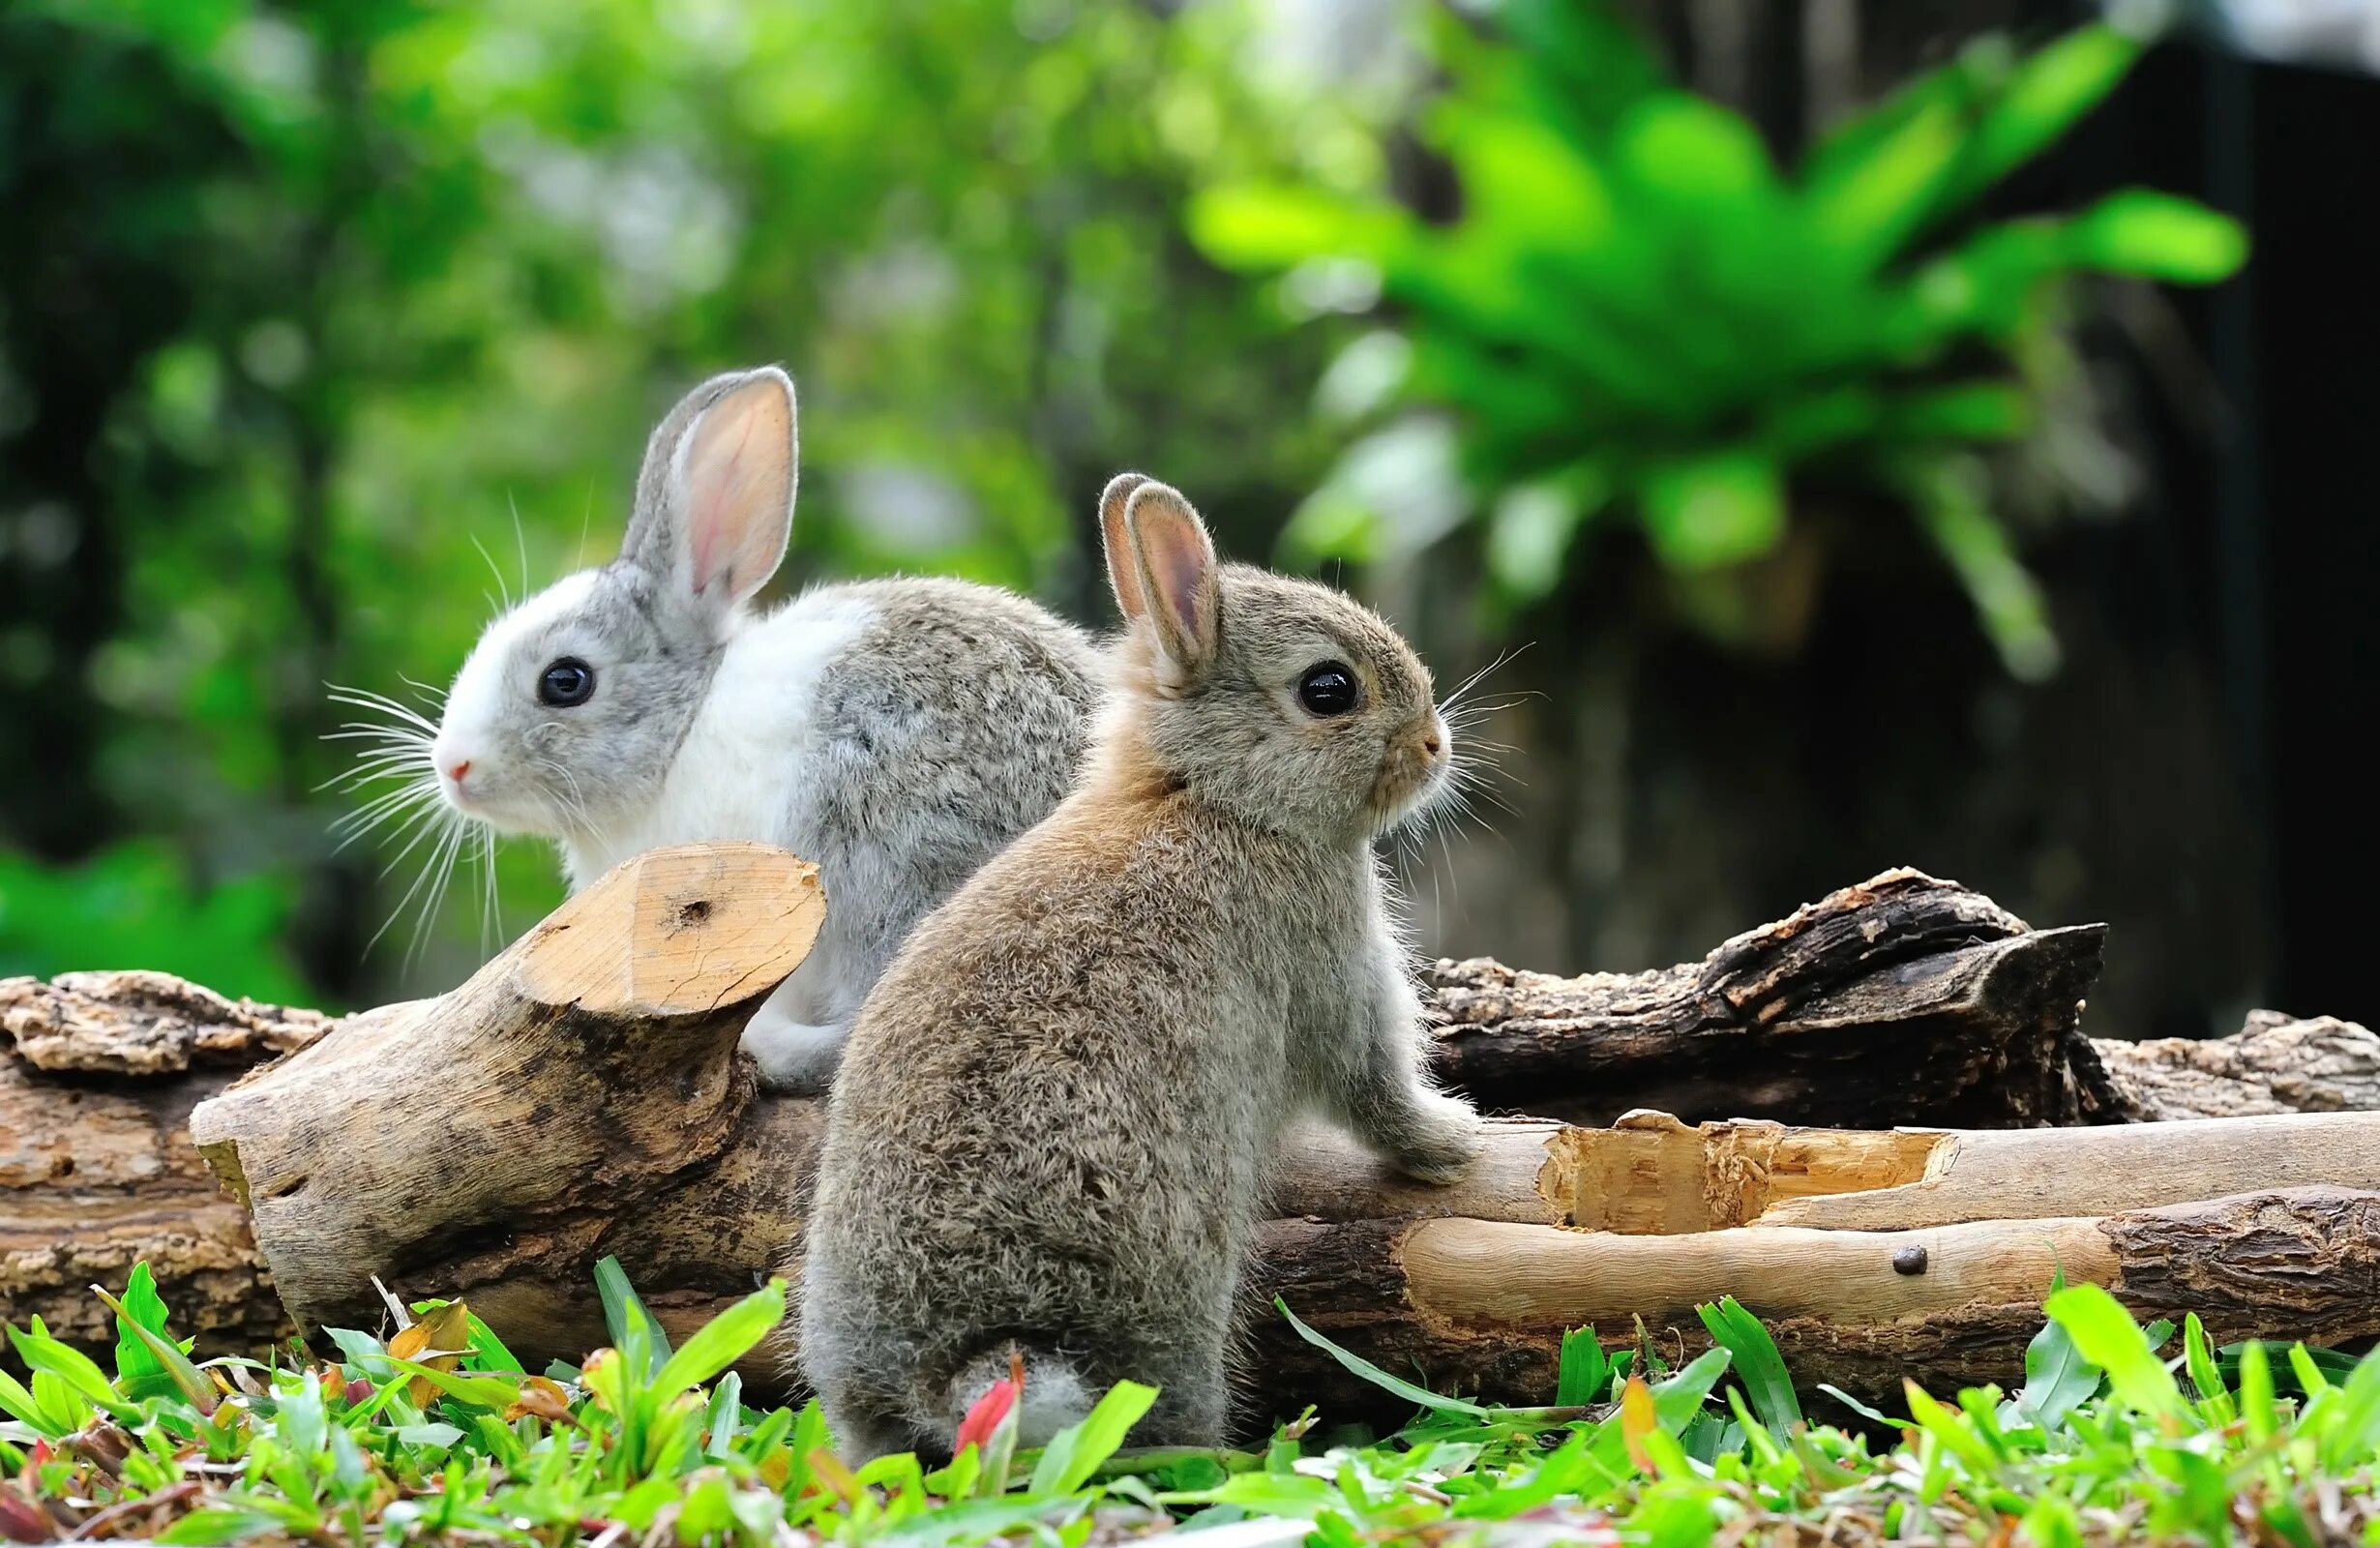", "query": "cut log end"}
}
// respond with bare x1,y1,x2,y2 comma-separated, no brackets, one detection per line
520,843,824,1018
